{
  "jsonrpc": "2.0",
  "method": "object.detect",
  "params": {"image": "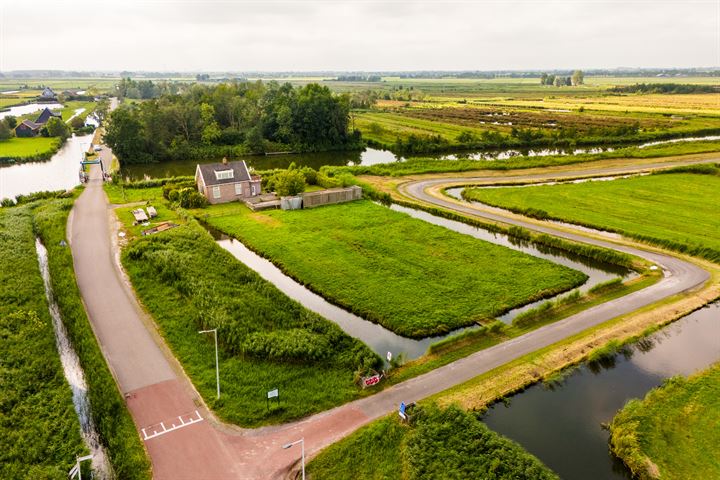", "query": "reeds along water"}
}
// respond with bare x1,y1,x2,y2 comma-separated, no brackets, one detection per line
35,239,112,479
